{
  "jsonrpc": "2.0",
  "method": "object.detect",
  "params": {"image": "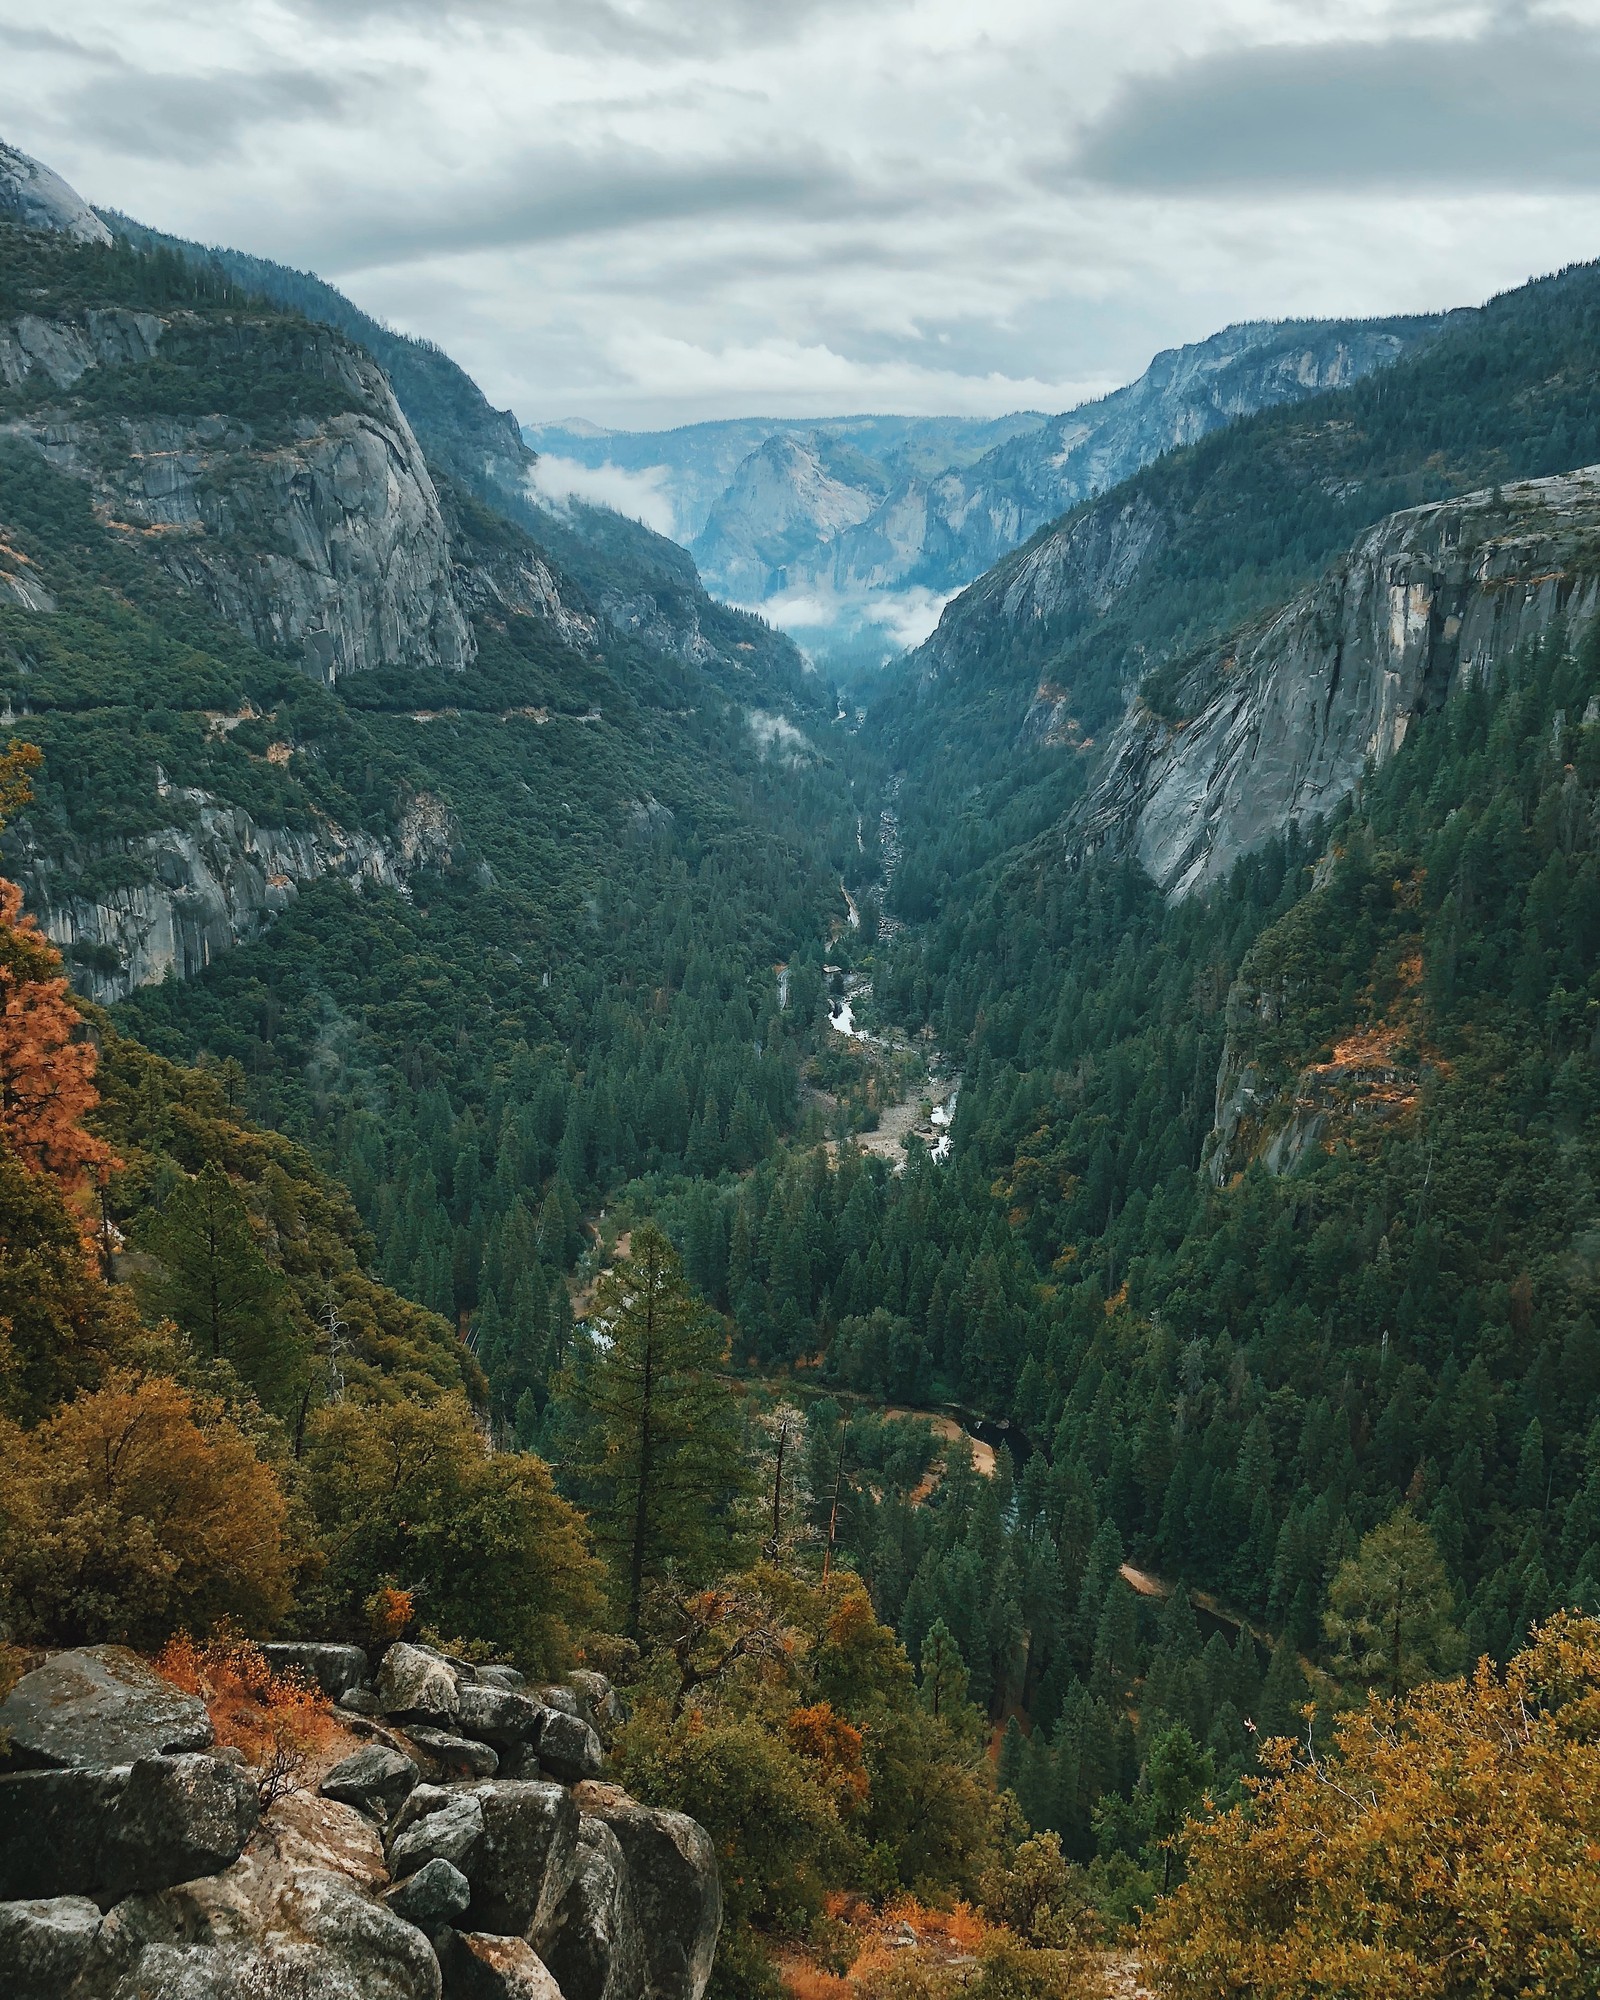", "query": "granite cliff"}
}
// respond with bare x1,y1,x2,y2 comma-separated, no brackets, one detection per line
1,301,473,685
1072,466,1600,899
